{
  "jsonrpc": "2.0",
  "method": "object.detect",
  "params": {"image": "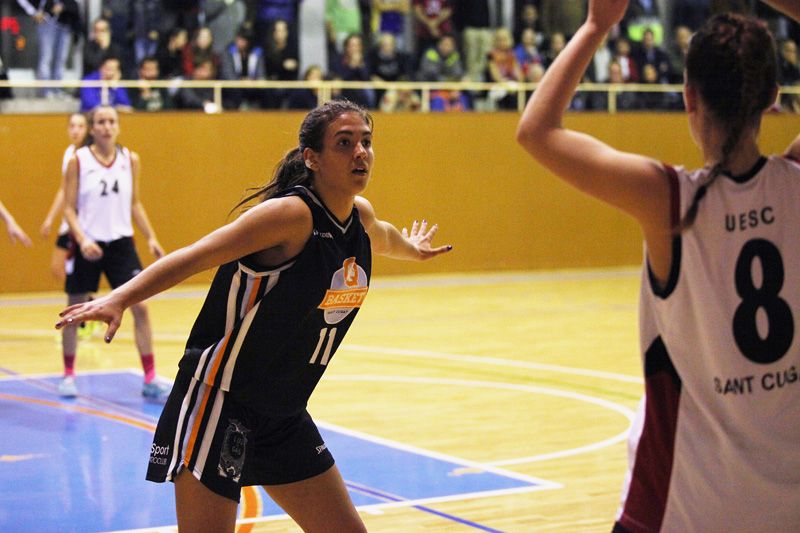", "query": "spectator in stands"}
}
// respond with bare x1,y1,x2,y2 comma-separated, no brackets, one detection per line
371,0,410,51
325,0,363,60
636,63,670,110
286,65,324,109
632,28,670,83
333,33,375,108
264,19,299,108
412,0,453,62
485,27,523,110
182,26,220,78
249,0,301,60
220,26,266,110
287,64,324,109
202,0,247,57
80,55,132,112
514,2,543,46
132,0,163,68
0,54,10,100
587,33,613,83
417,33,469,111
543,32,566,69
613,36,639,82
608,60,638,110
369,32,413,104
623,0,663,44
515,27,544,82
454,0,494,82
156,26,189,80
16,0,82,98
131,56,173,112
380,87,421,111
778,38,800,111
83,18,122,78
101,0,136,78
175,57,219,112
668,25,692,83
